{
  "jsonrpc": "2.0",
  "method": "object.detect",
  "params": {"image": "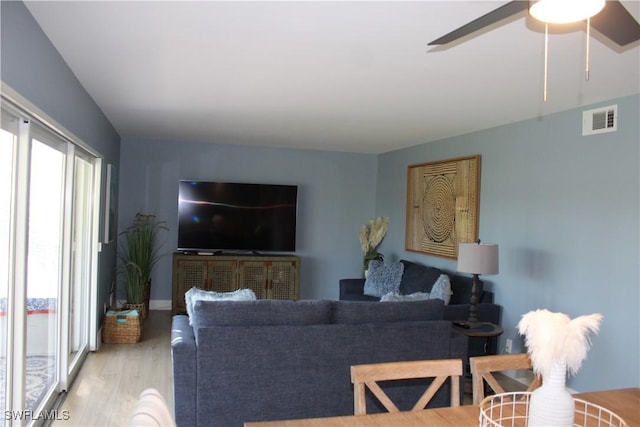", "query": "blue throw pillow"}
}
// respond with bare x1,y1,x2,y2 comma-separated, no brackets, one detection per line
363,260,404,298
